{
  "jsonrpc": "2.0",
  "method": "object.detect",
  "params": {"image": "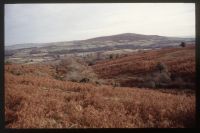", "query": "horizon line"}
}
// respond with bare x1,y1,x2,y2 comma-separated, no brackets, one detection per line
5,32,195,46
